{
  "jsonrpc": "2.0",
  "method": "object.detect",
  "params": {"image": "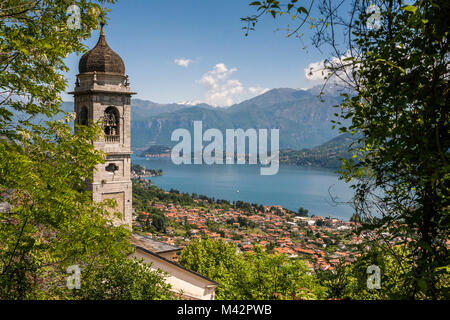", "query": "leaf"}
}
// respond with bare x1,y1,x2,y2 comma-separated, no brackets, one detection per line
297,6,308,14
402,5,418,14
